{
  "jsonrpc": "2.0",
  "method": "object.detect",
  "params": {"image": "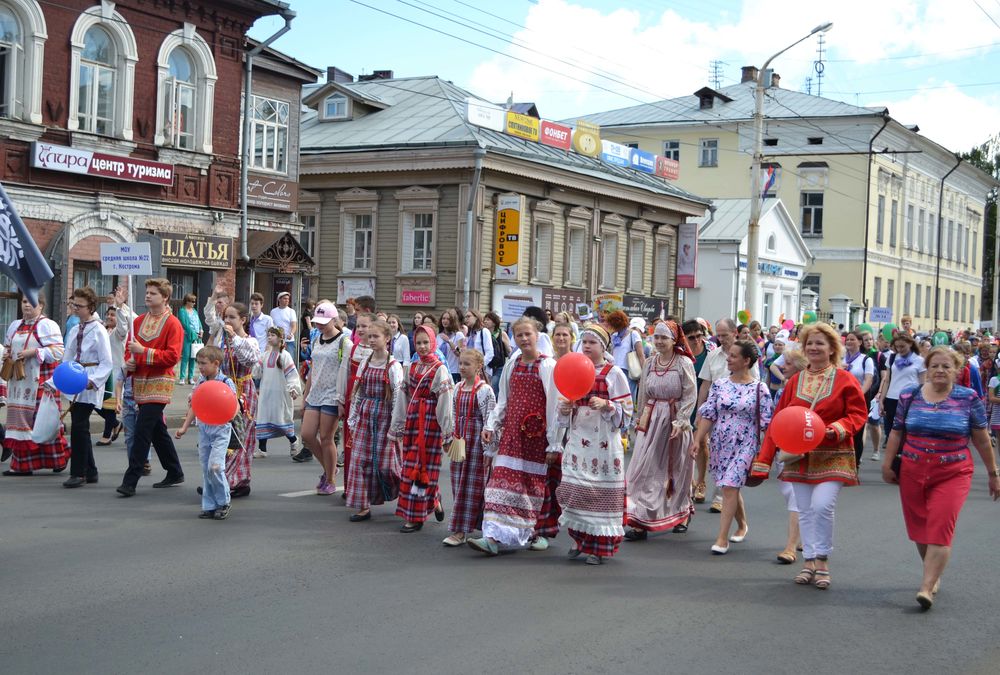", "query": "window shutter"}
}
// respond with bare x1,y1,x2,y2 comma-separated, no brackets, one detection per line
629,237,644,291
568,227,585,285
602,233,617,289
654,242,670,294
342,213,356,272
535,222,552,282
401,212,415,273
